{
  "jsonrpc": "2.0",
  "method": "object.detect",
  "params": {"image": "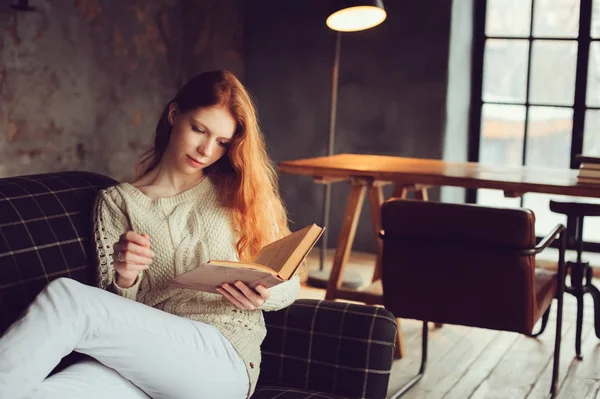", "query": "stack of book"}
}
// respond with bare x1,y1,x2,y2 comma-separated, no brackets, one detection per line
576,155,600,185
